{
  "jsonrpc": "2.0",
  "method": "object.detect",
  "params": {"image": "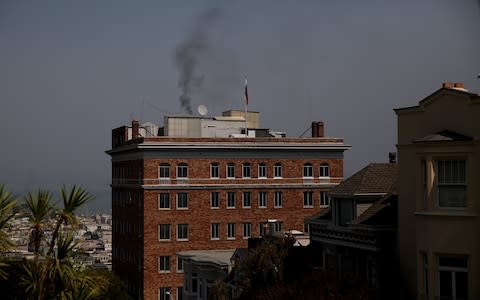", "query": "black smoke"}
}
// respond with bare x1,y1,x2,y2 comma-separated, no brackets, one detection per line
174,6,221,114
